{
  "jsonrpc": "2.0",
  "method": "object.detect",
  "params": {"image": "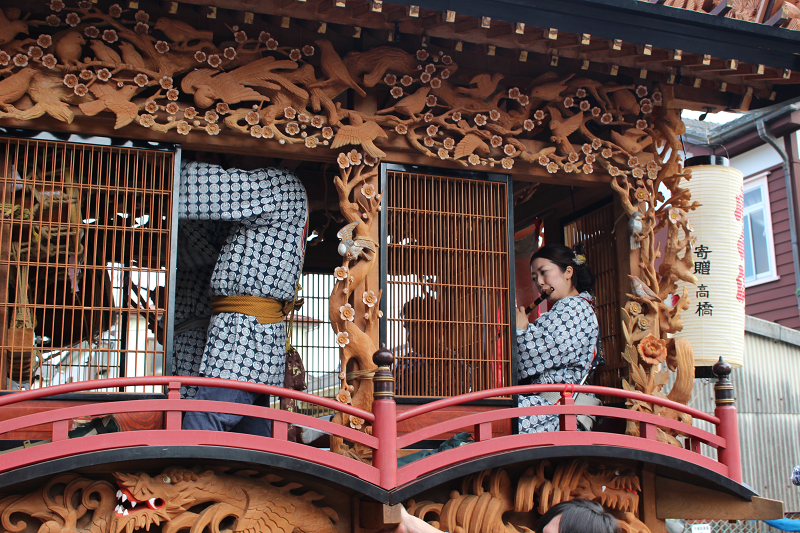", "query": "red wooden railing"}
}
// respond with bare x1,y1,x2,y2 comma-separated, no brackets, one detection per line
0,376,742,490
